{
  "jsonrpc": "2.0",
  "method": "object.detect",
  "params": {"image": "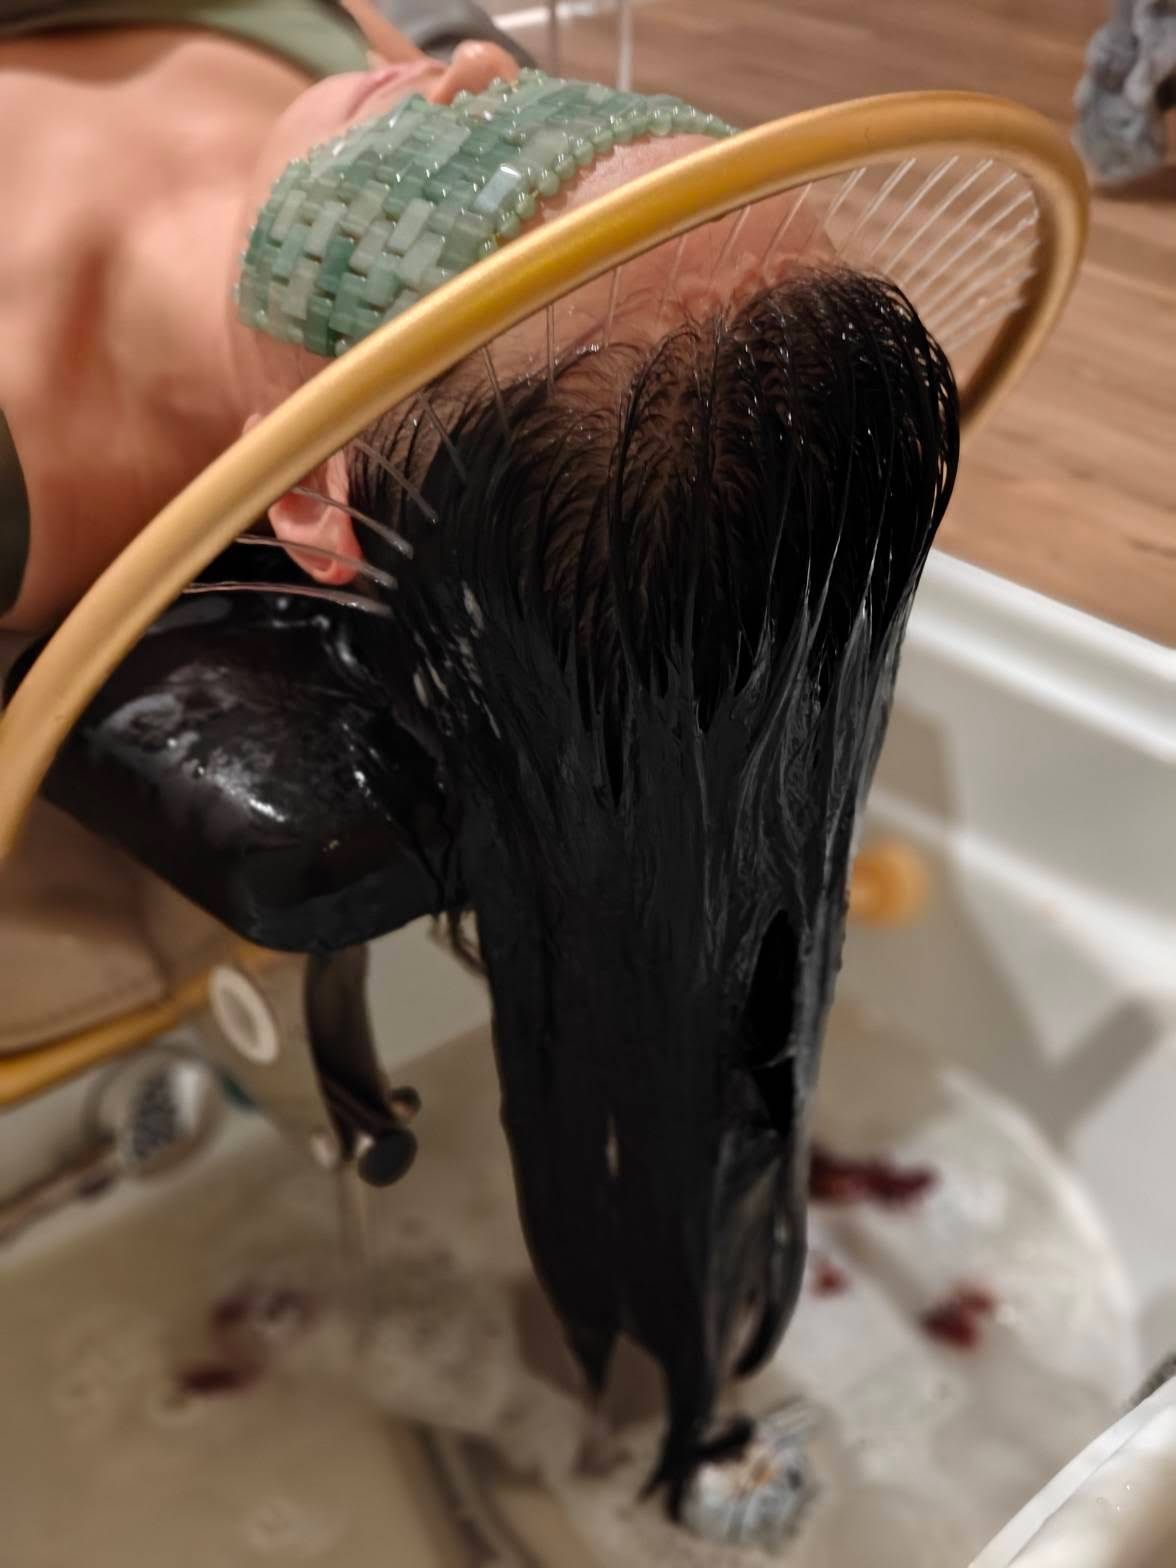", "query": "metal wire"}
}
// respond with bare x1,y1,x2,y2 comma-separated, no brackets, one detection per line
923,255,1038,337
290,484,416,555
345,448,436,530
837,158,916,256
236,532,399,592
482,345,512,440
182,581,395,618
764,184,812,270
866,157,958,261
417,390,468,482
884,160,993,272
